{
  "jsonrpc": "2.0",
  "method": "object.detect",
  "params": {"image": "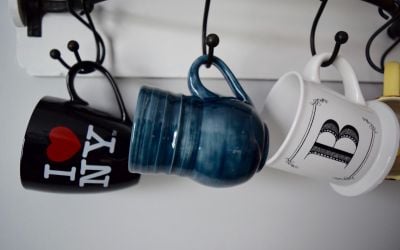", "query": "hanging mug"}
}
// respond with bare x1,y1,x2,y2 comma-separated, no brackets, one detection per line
261,53,399,196
20,61,140,192
128,55,269,187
